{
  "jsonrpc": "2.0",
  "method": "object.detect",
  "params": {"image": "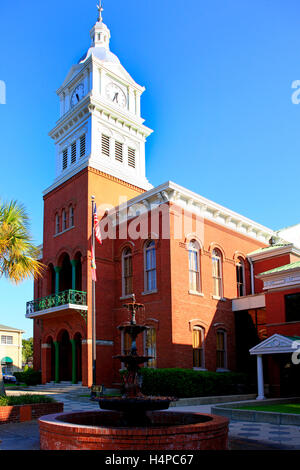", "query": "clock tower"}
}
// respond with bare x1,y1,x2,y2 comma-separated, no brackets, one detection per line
46,5,153,195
